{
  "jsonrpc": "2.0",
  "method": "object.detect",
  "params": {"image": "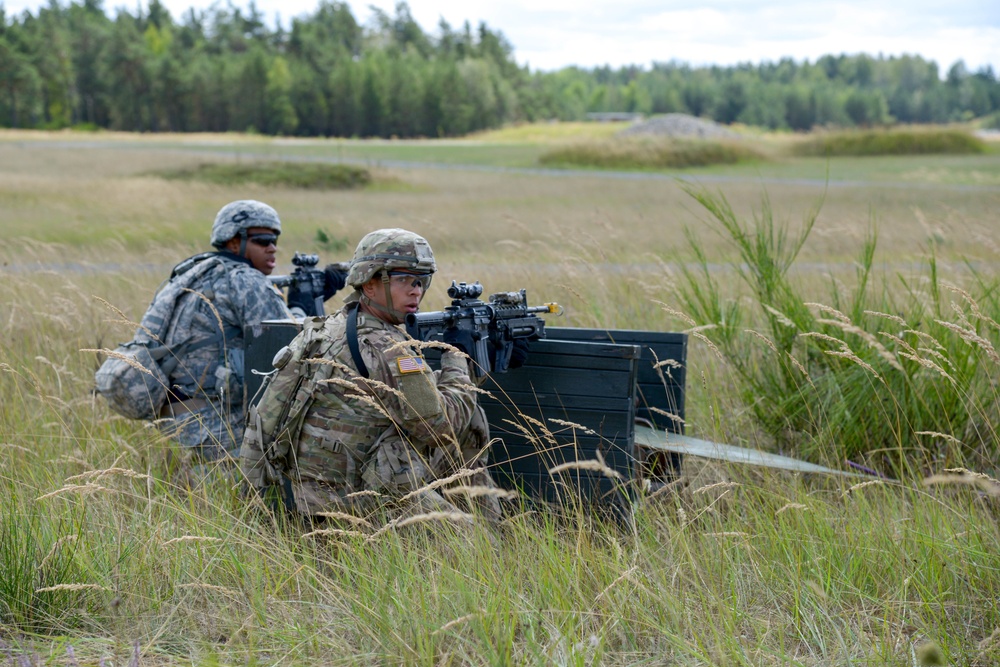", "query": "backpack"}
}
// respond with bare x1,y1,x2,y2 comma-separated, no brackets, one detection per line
240,317,336,495
95,253,235,420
